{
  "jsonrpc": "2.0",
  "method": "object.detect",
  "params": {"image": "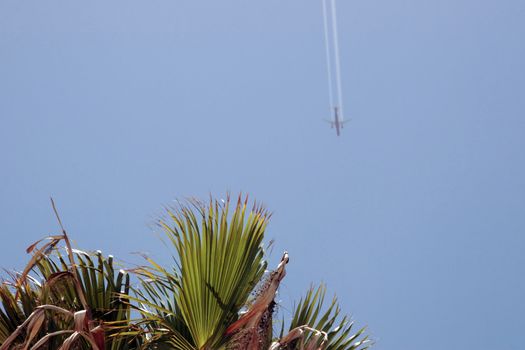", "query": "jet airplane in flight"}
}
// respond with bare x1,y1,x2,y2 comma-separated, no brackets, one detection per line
326,106,349,136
